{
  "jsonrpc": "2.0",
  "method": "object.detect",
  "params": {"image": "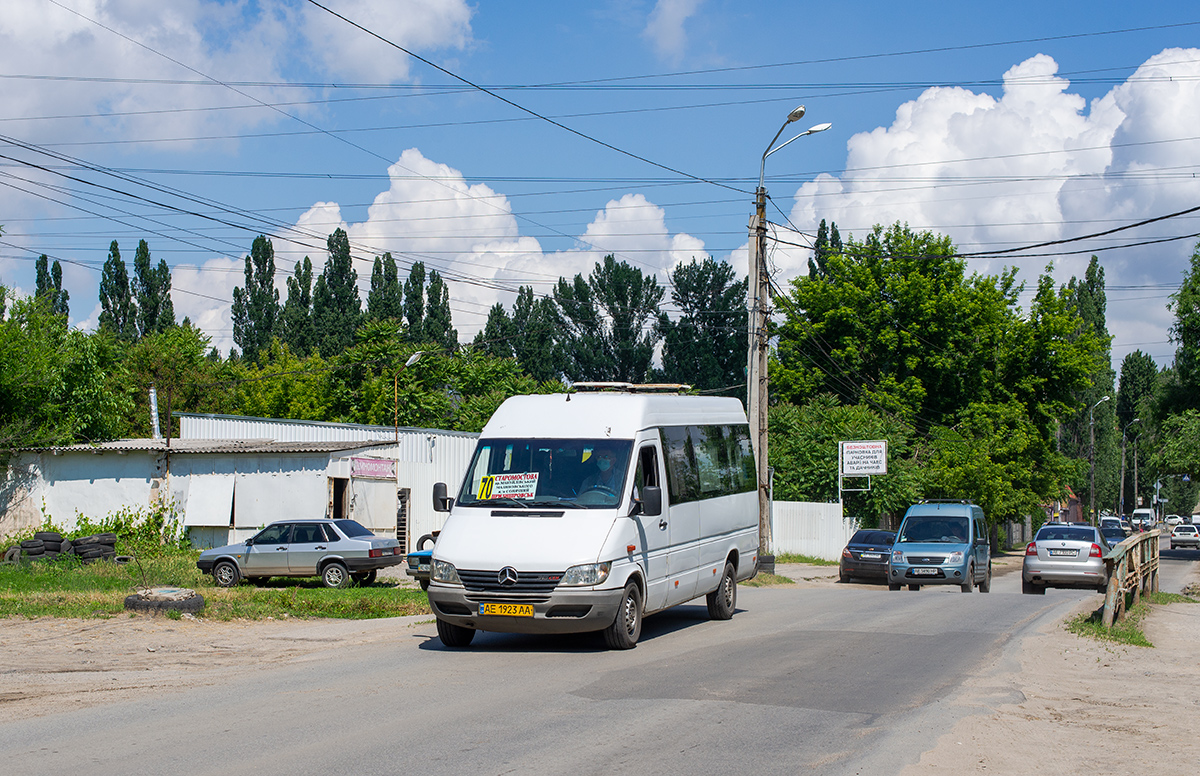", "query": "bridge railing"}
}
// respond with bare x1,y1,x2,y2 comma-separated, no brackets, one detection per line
1101,530,1160,627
